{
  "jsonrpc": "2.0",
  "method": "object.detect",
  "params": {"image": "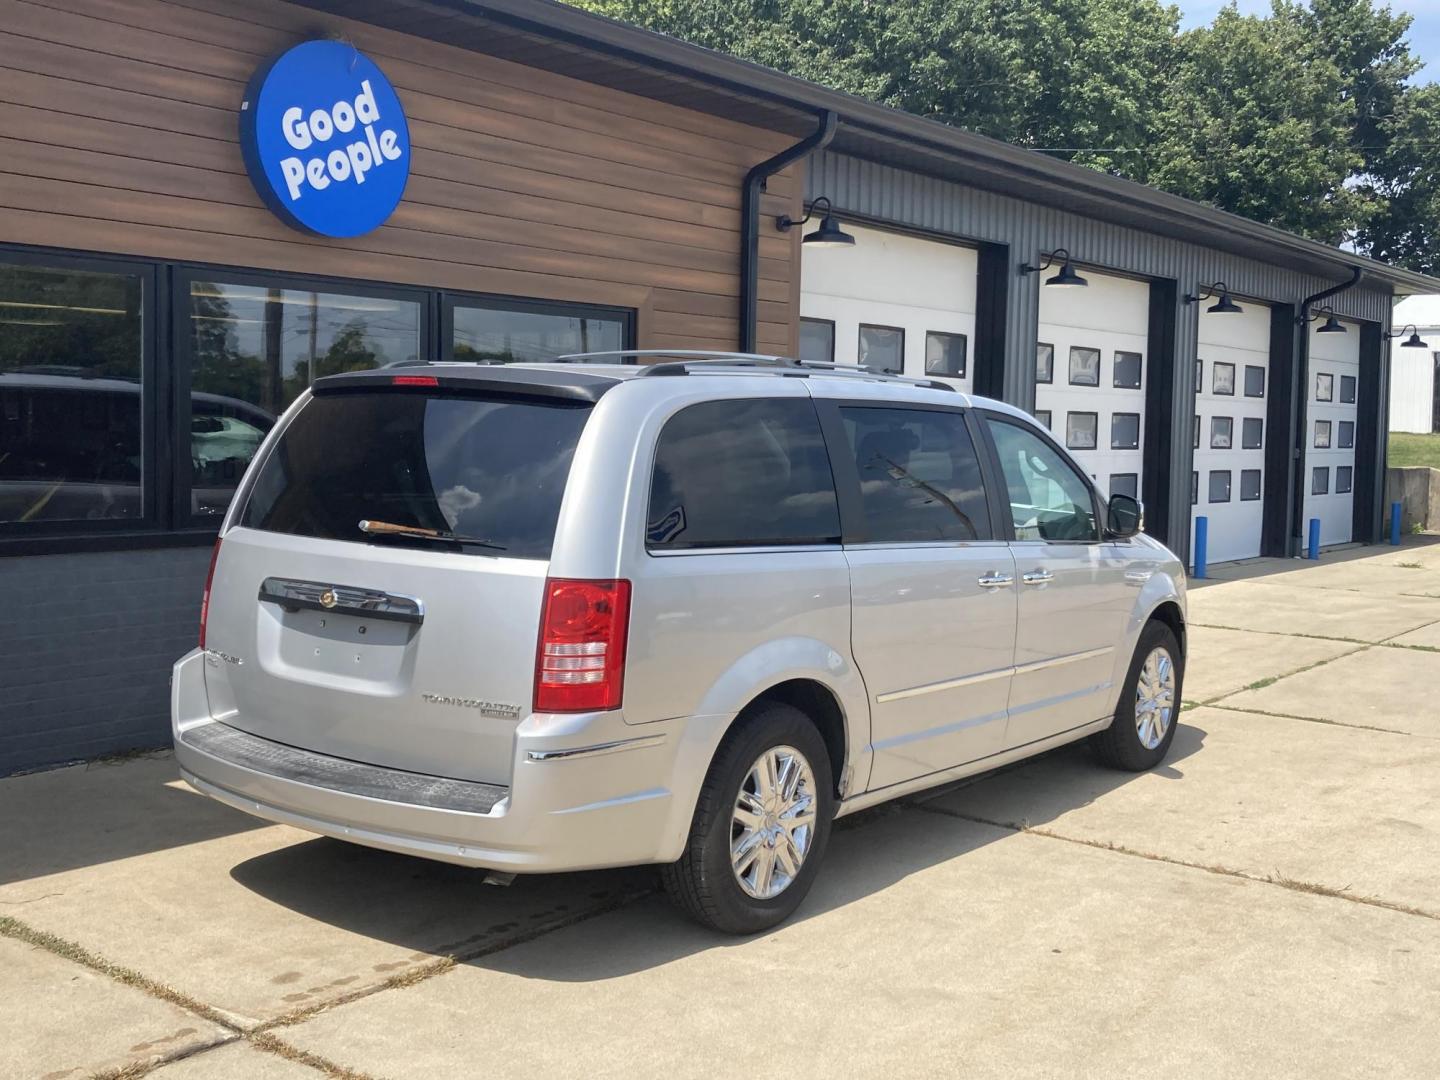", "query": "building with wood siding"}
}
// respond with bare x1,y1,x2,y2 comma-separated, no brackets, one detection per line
1,0,1436,774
